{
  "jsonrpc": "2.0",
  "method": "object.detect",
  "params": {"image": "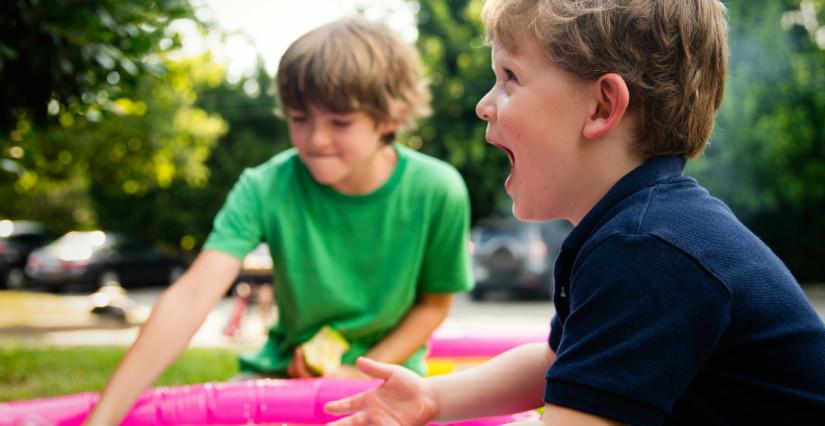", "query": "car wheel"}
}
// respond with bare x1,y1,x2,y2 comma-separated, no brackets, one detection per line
6,267,25,290
97,269,121,288
168,265,185,284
